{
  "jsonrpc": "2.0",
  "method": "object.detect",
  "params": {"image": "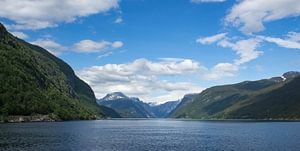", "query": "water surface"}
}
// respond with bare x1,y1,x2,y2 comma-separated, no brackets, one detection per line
0,119,300,151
